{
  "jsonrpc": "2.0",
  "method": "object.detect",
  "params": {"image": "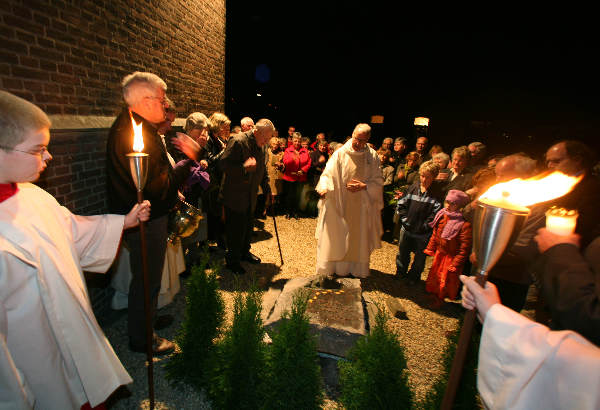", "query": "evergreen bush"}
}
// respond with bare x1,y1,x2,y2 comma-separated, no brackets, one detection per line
165,253,225,390
264,291,323,410
207,285,267,409
419,315,480,410
338,308,414,410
